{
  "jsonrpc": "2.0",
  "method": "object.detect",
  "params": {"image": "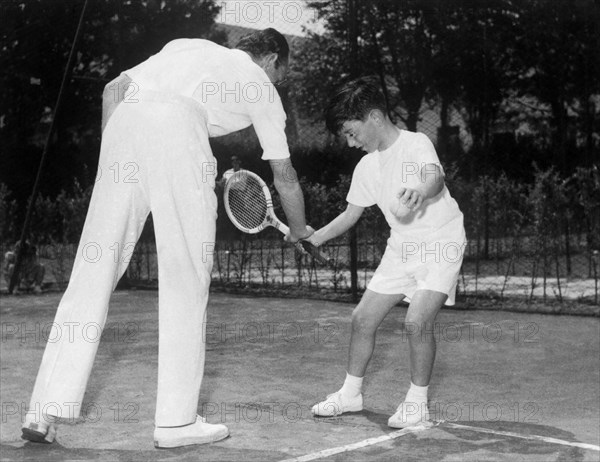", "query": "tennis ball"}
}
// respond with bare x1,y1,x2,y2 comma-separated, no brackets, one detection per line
389,199,412,218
